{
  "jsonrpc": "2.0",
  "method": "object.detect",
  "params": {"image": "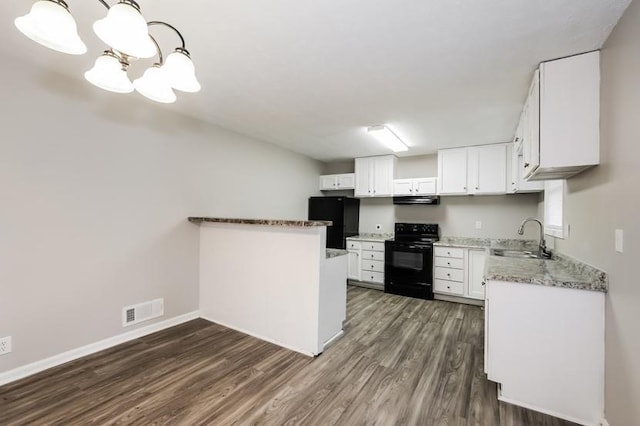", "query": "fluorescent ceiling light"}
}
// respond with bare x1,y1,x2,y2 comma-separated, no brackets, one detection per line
367,125,409,152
